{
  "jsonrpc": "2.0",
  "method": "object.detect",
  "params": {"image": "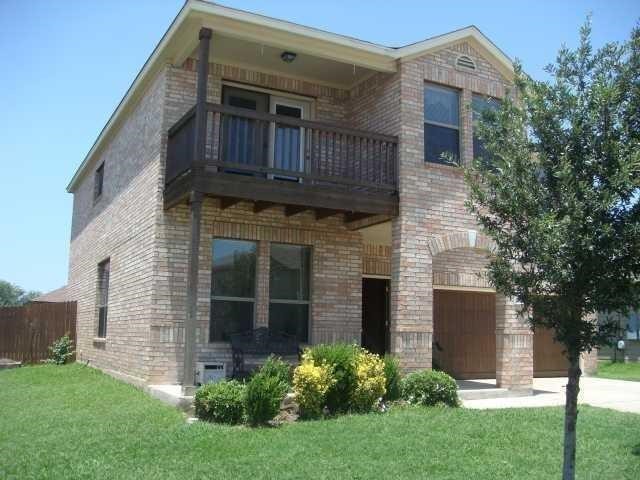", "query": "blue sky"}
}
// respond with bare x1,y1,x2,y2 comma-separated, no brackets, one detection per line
0,0,638,293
